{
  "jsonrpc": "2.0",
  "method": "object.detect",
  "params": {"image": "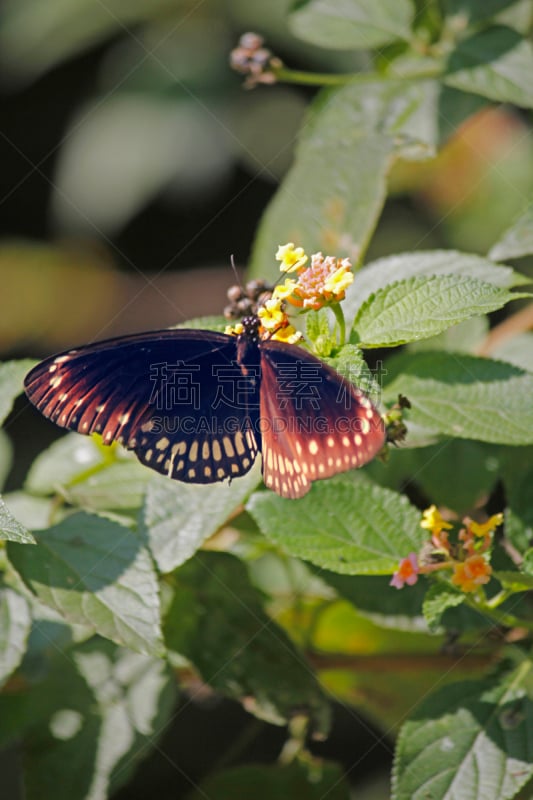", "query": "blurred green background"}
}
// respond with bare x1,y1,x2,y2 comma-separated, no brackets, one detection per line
2,1,533,798
2,0,532,358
